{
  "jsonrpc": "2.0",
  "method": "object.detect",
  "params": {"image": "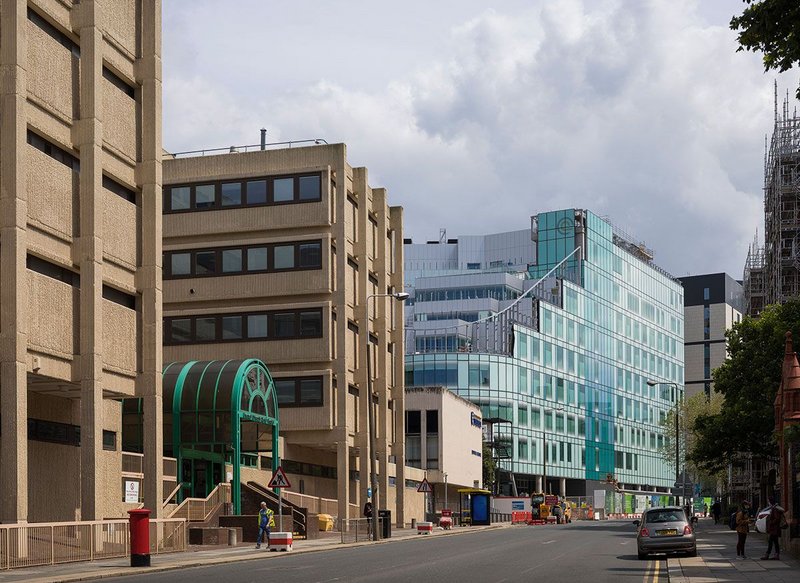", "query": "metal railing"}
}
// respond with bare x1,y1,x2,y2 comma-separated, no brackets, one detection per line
0,518,186,571
167,483,231,522
280,491,359,519
169,139,329,158
338,518,382,544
